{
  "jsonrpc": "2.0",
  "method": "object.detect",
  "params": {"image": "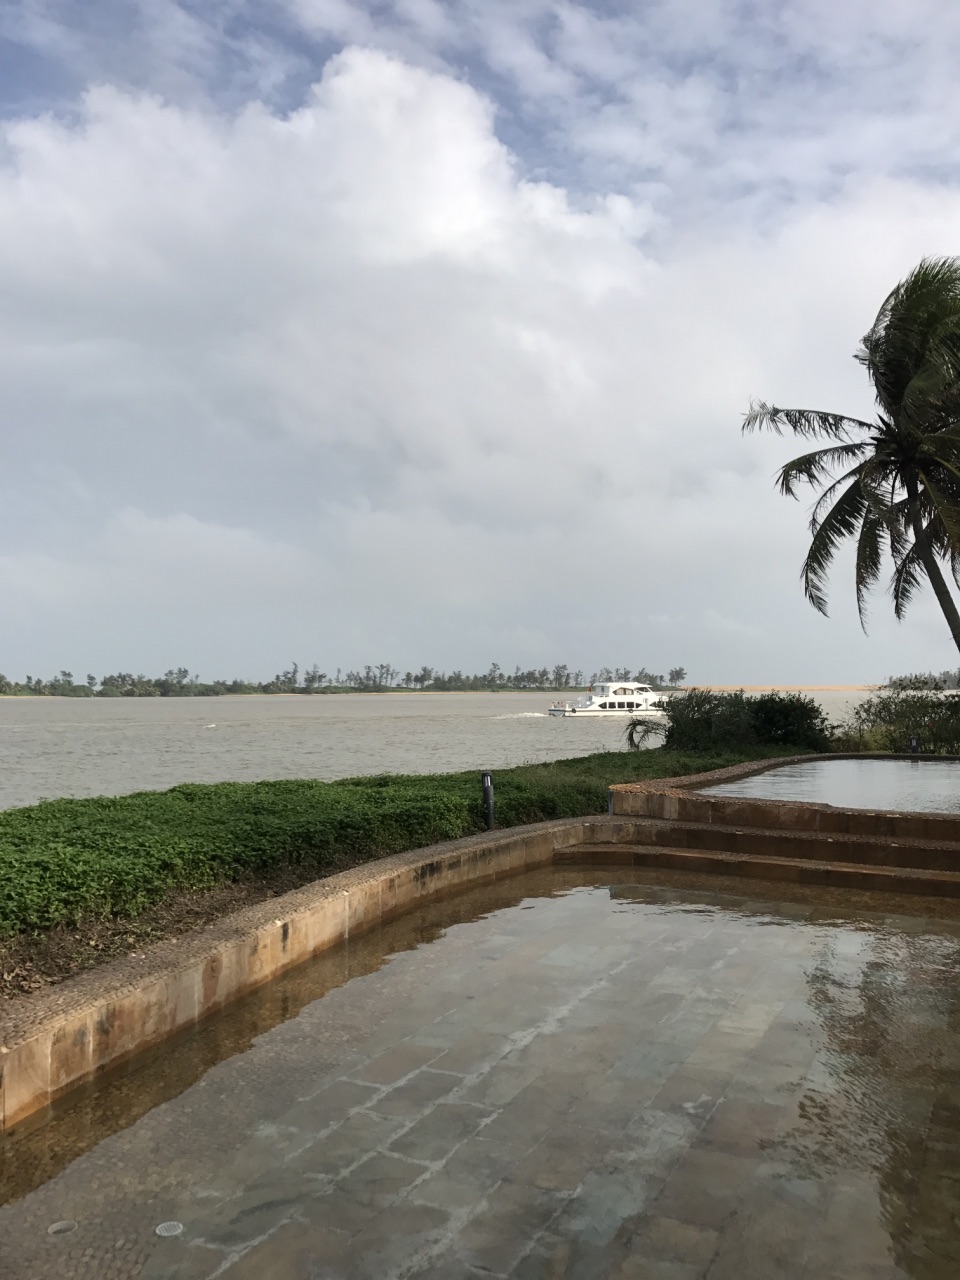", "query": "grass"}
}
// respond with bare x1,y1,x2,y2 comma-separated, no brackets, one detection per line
0,746,801,940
